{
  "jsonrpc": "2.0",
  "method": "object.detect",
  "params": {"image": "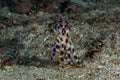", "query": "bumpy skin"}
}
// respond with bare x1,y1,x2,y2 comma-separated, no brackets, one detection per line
51,17,81,66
